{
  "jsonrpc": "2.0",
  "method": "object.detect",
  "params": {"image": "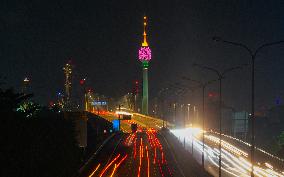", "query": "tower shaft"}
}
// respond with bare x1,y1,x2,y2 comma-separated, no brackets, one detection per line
142,67,148,115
